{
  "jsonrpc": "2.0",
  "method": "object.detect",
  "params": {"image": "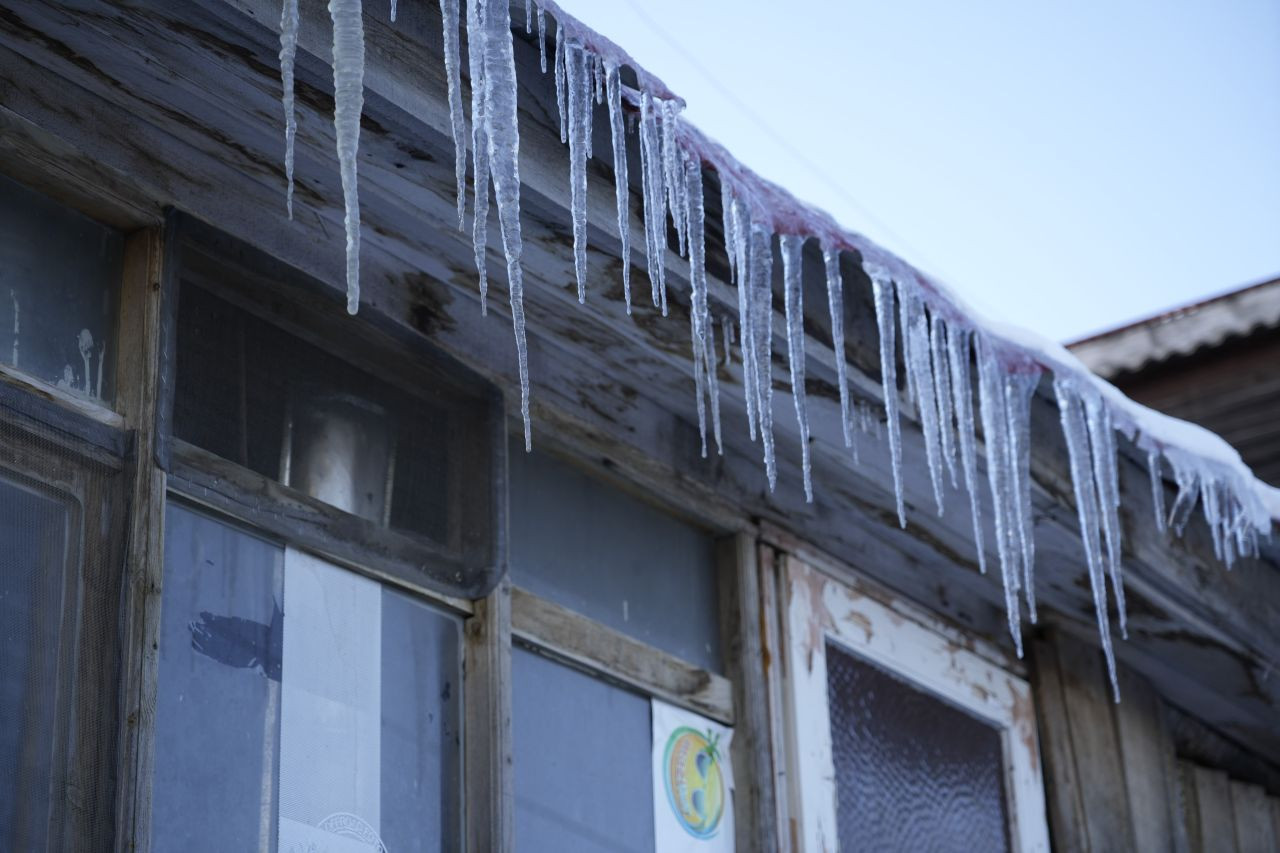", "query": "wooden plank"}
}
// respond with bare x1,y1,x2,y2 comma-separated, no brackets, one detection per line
1029,632,1092,853
509,585,734,725
757,544,795,853
1057,630,1135,852
111,226,167,852
1229,781,1273,853
1111,667,1190,853
1182,763,1240,853
716,533,779,852
464,579,513,853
